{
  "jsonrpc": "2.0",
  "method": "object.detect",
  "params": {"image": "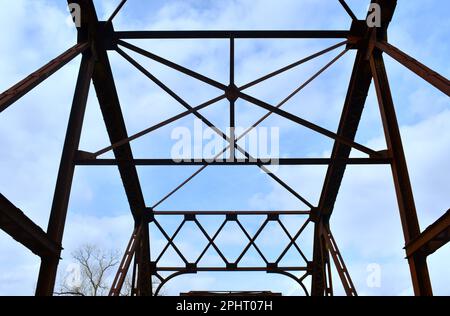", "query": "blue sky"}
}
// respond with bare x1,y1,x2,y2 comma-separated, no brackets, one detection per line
0,0,449,295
